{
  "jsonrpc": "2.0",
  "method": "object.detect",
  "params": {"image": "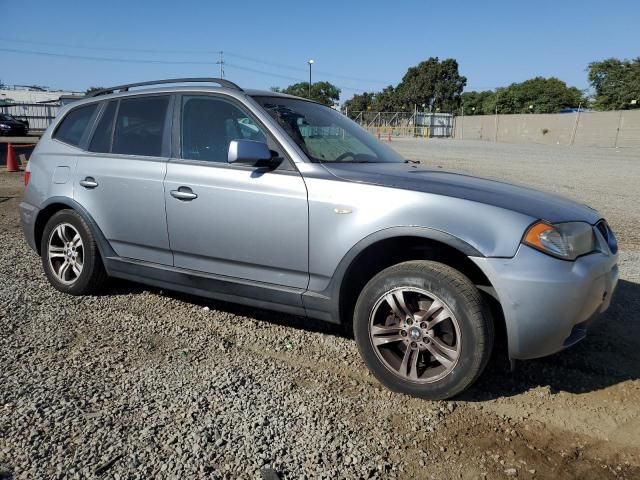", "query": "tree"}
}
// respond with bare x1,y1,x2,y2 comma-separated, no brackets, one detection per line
275,81,341,106
588,58,640,110
85,86,105,95
372,85,401,111
460,90,494,115
462,77,585,114
395,57,466,112
342,91,375,115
